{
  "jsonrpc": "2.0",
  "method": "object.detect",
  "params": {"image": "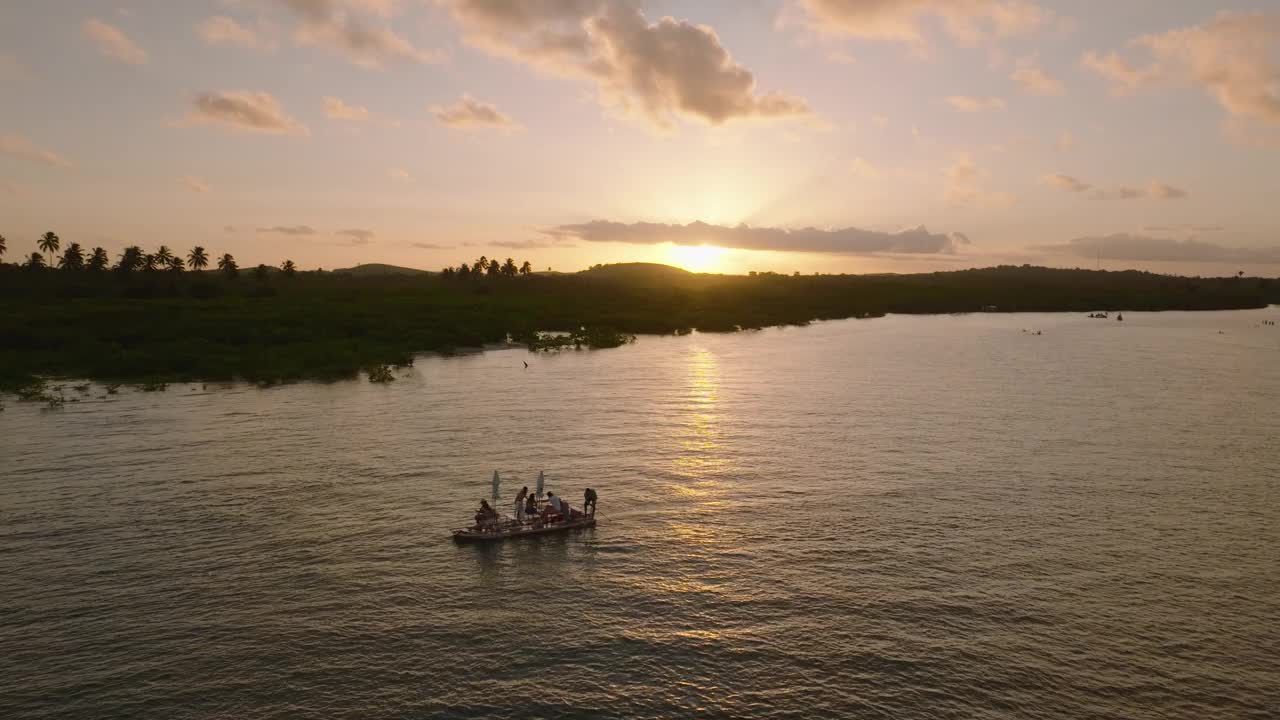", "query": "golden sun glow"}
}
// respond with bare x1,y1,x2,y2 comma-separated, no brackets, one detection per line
666,244,728,273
